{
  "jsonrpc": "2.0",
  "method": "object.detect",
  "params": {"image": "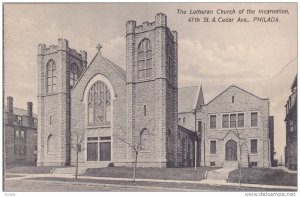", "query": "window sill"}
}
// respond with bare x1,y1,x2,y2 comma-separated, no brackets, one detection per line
250,153,258,156
87,125,111,129
46,92,59,96
47,152,54,155
221,127,245,130
136,78,154,83
140,151,150,153
86,160,111,162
